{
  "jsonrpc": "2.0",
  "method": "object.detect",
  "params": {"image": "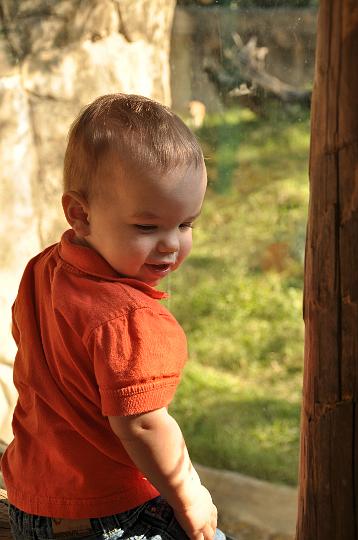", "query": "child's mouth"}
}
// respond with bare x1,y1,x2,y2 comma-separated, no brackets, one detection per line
144,263,172,276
